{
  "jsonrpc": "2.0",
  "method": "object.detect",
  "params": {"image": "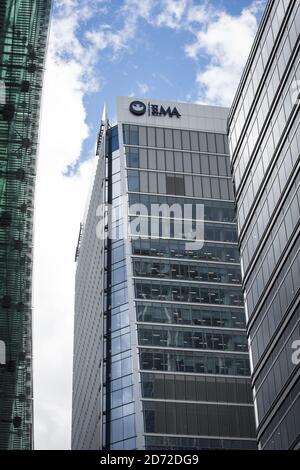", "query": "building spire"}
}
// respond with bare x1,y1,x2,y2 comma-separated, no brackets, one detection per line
97,103,109,155
101,102,108,126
